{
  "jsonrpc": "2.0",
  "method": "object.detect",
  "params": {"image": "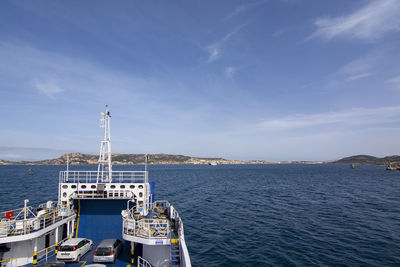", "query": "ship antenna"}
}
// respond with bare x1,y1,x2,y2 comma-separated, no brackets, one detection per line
66,154,69,181
97,105,112,182
145,154,148,173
